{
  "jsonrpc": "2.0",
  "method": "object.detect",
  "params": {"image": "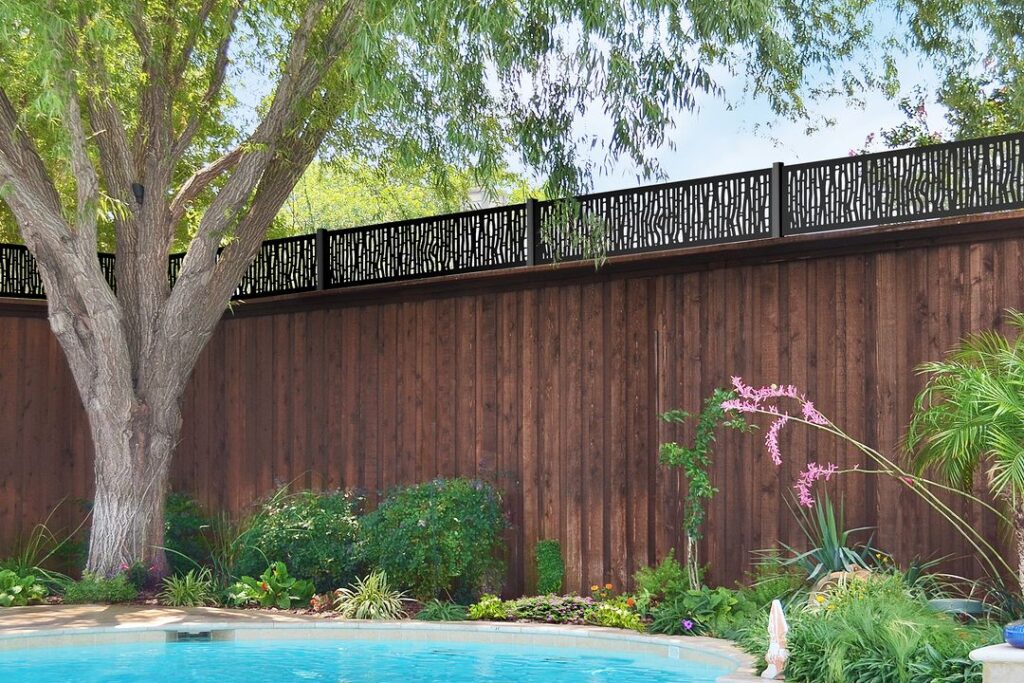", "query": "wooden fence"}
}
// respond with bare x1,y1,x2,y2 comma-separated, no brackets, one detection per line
1,212,1022,594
